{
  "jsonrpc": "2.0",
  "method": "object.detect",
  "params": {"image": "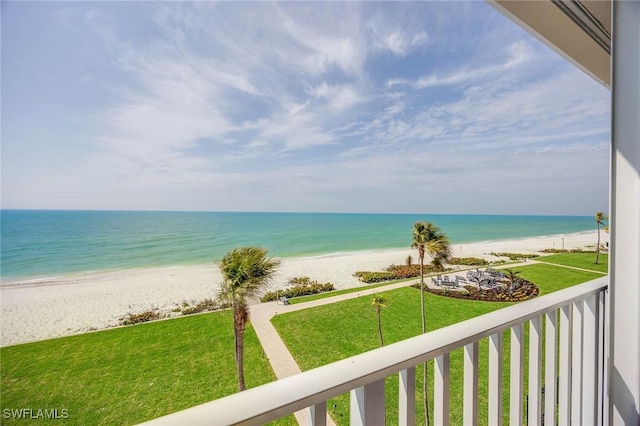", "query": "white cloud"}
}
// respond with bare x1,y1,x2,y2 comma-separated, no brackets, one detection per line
378,30,429,57
308,83,365,113
3,1,610,214
388,40,534,89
